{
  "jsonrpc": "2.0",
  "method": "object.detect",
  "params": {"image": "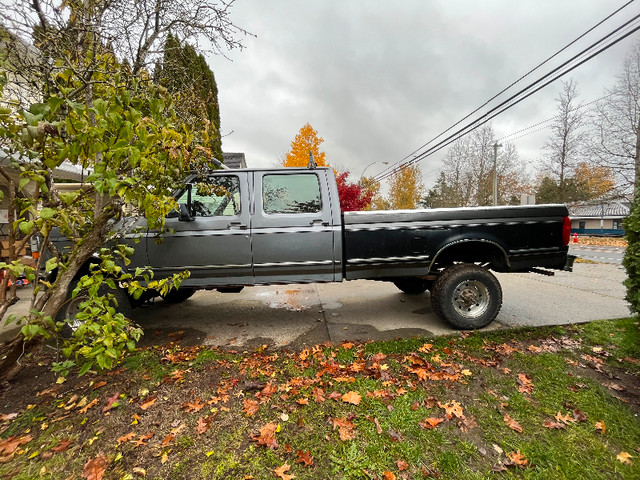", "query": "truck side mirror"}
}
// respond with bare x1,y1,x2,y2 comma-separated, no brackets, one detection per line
178,203,194,222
